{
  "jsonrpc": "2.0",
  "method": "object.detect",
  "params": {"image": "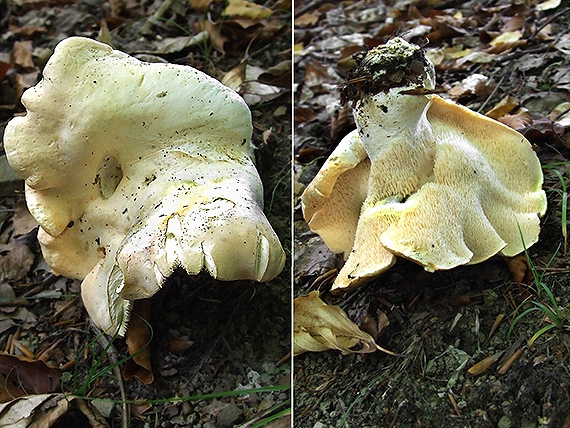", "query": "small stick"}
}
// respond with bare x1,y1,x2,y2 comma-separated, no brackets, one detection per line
36,338,63,361
13,340,35,359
